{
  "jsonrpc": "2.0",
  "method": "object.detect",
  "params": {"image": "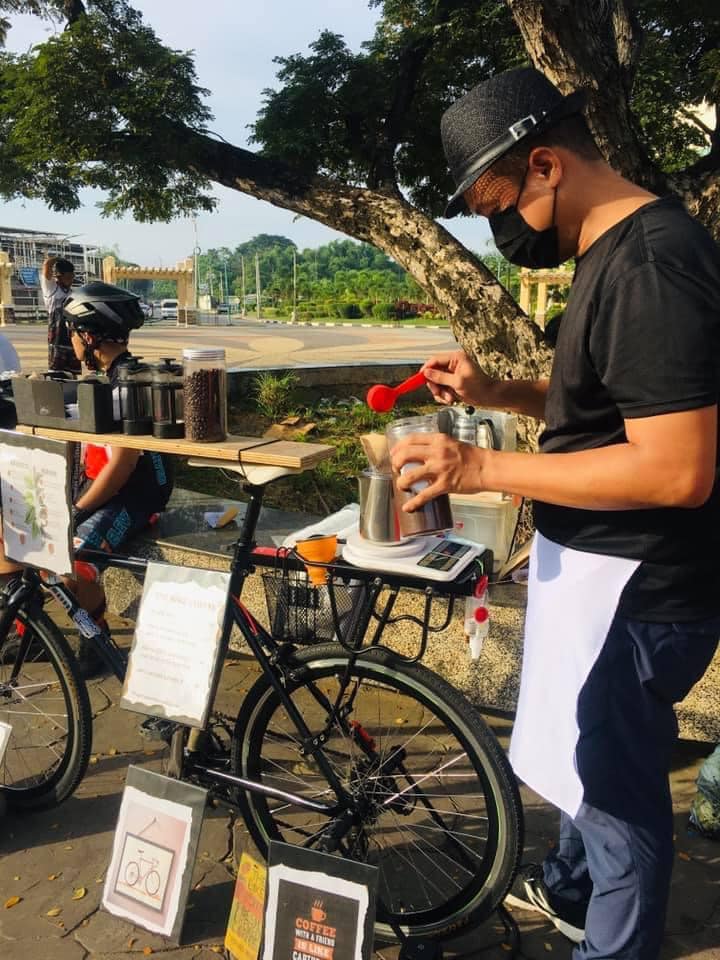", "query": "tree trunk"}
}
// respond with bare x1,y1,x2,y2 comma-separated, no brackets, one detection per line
179,128,553,383
507,0,659,188
672,169,720,244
